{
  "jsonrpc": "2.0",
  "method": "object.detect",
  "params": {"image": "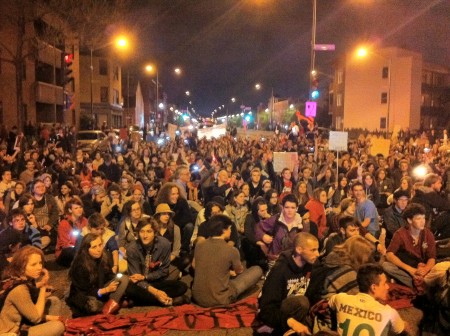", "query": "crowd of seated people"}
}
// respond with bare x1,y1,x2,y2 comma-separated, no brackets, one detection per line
0,123,450,335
